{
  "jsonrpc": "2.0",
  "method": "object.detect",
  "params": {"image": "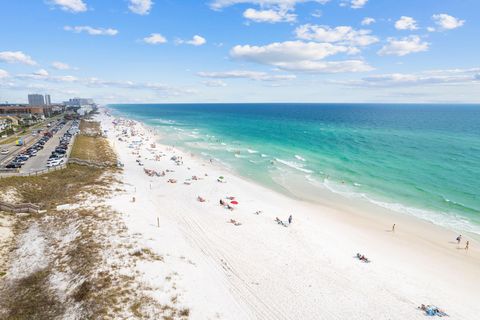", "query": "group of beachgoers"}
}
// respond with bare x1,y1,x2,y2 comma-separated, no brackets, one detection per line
143,168,165,177
275,214,293,227
456,234,470,250
171,155,184,166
